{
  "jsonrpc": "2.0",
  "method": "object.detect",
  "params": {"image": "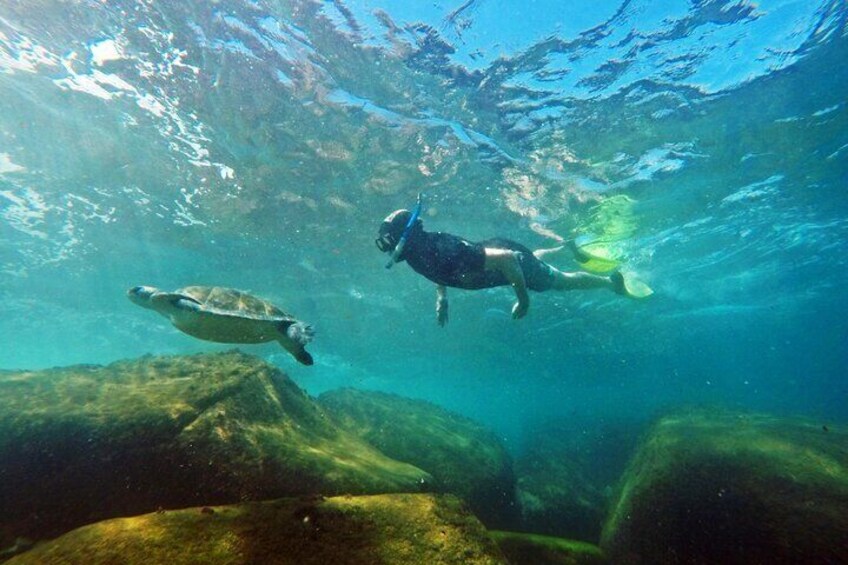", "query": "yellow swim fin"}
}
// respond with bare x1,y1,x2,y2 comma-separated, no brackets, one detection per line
623,275,653,298
569,236,621,274
612,271,654,299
